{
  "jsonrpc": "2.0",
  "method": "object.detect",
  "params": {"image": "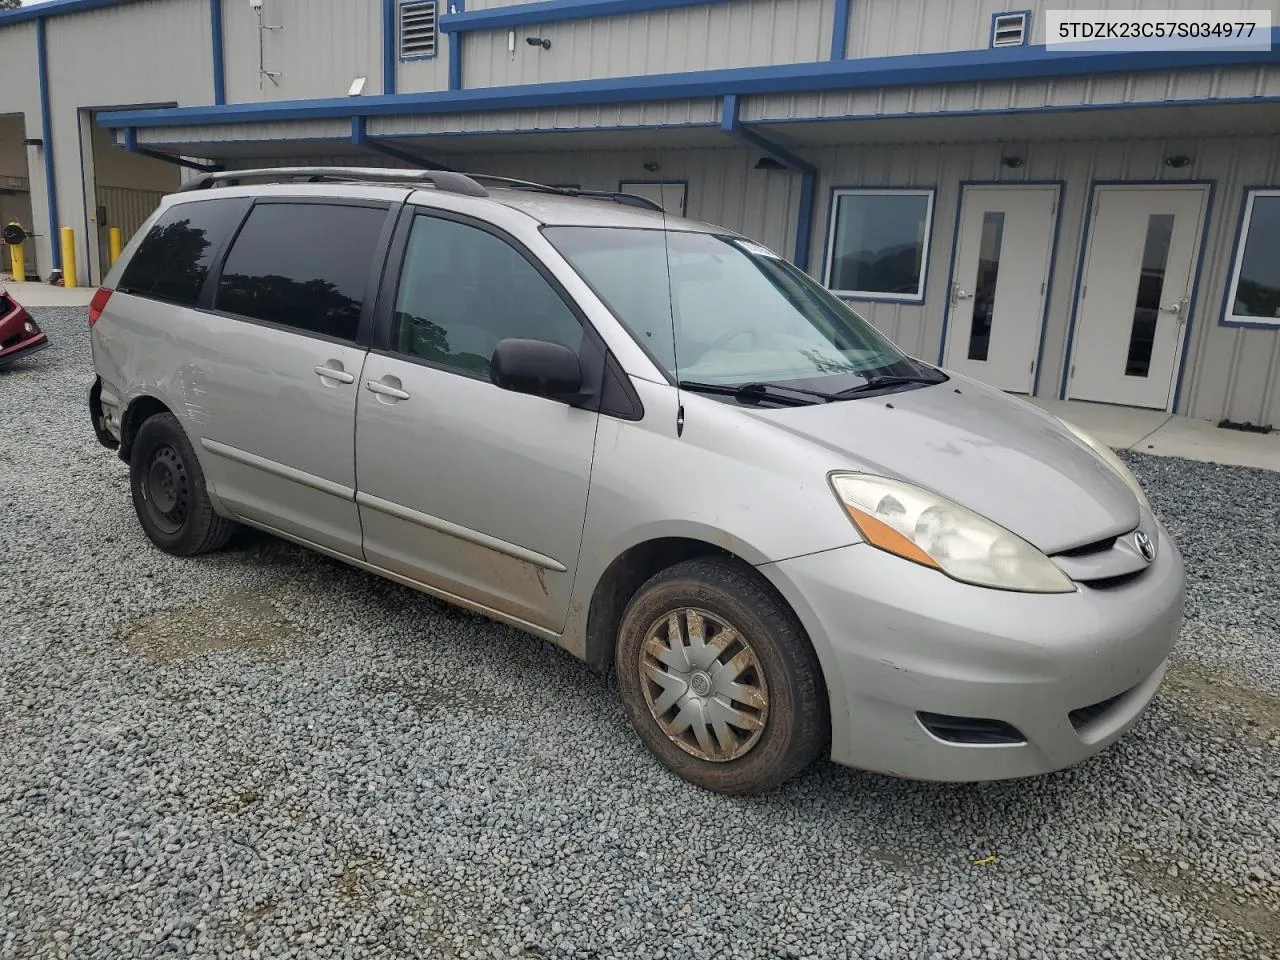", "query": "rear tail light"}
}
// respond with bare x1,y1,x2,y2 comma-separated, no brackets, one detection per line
88,287,113,327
